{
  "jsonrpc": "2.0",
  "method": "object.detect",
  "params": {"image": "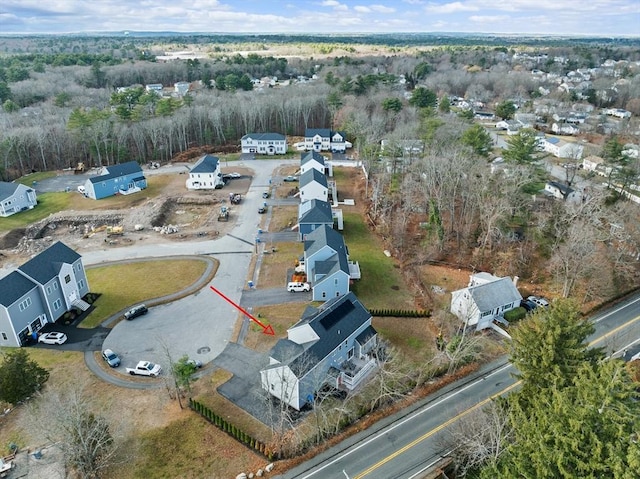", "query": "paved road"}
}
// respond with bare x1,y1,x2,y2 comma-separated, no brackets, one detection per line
59,158,301,385
275,292,640,479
